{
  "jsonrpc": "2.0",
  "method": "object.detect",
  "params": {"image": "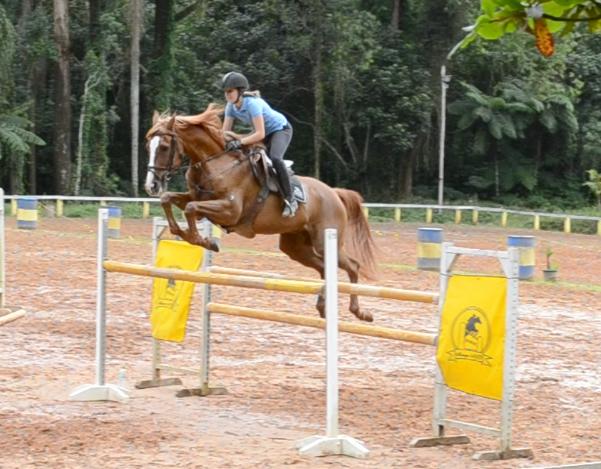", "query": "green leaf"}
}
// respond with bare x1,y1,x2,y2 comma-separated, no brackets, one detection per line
477,19,506,40
589,18,601,33
481,0,497,16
